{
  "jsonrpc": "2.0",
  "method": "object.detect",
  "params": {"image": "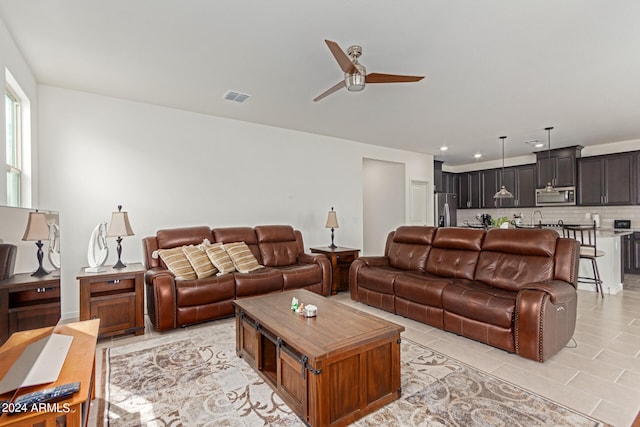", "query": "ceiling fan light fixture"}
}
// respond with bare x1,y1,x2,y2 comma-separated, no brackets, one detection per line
345,73,365,91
